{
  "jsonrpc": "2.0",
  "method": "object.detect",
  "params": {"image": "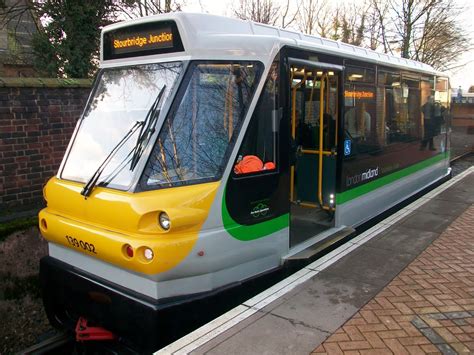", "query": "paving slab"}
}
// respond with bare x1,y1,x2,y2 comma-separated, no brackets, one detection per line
190,310,267,355
399,210,456,233
200,312,329,355
417,198,471,216
365,225,439,255
268,274,380,333
434,186,474,204
322,245,416,287
449,173,474,191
